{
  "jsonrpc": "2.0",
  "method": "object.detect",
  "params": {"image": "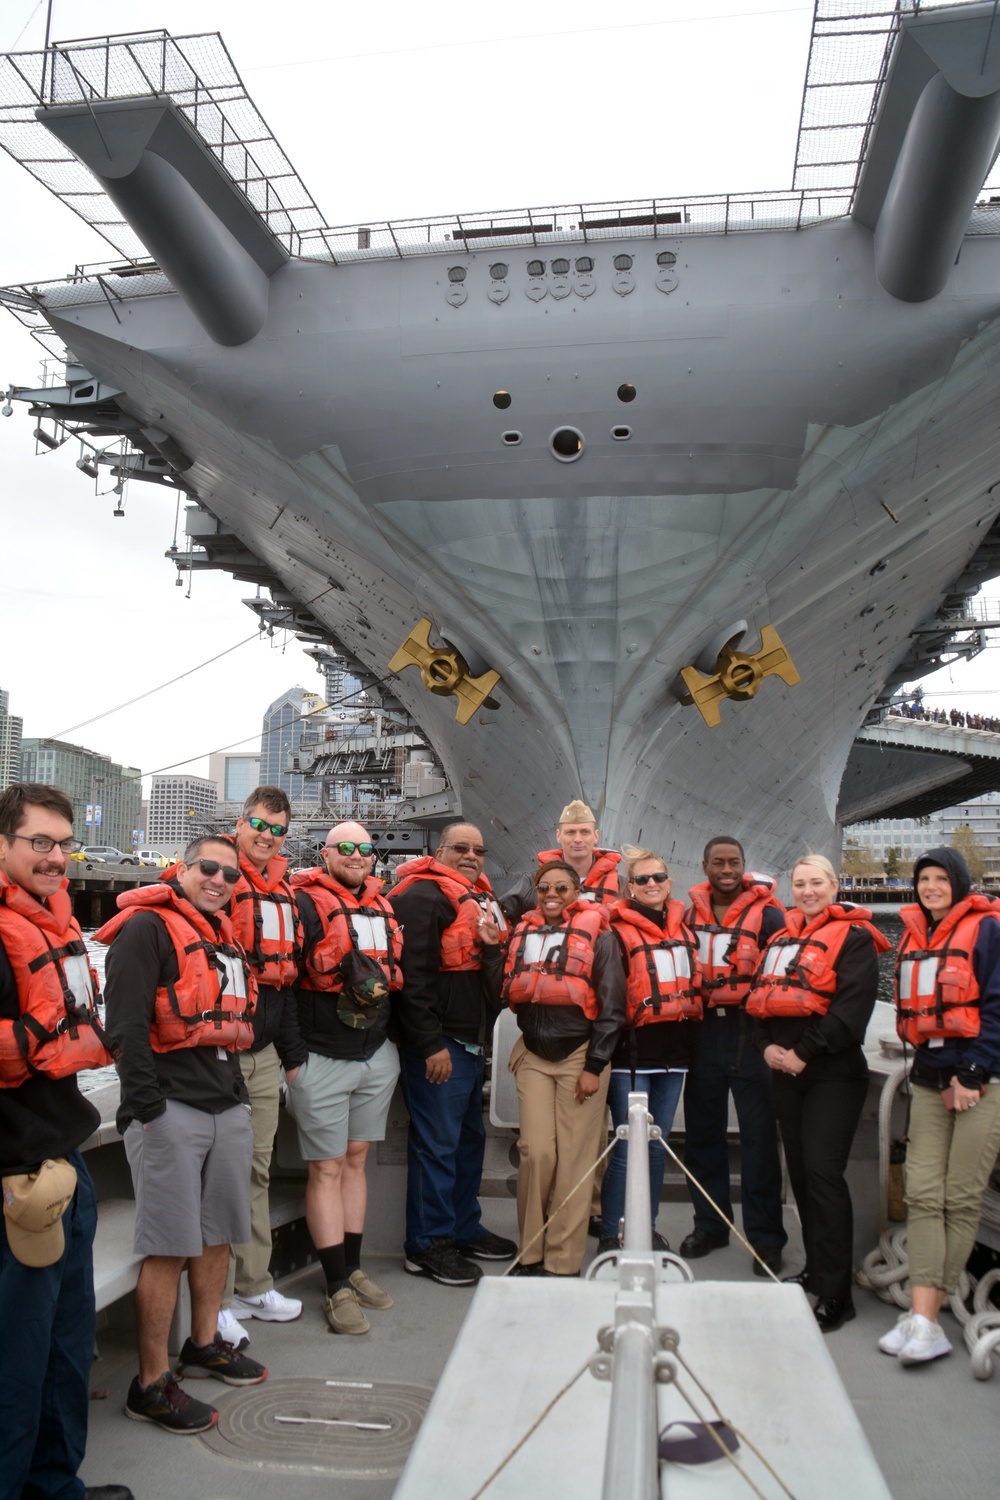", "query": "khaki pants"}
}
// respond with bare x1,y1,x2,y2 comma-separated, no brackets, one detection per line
906,1079,1000,1292
224,1043,281,1302
511,1038,611,1275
